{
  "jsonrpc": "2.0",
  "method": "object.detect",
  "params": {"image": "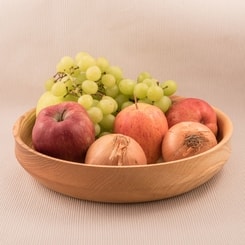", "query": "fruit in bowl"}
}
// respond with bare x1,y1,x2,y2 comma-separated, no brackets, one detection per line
32,102,95,162
166,97,218,136
113,103,168,163
13,105,233,203
161,121,218,162
12,51,233,203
